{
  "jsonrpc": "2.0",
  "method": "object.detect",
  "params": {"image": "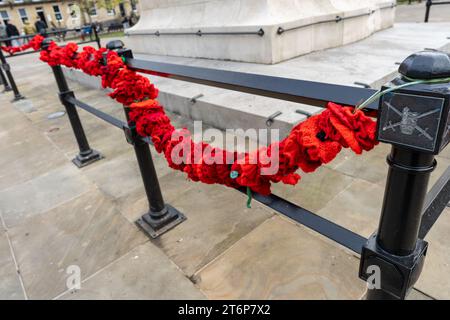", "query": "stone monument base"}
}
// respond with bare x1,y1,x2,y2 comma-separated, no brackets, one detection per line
126,0,396,64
